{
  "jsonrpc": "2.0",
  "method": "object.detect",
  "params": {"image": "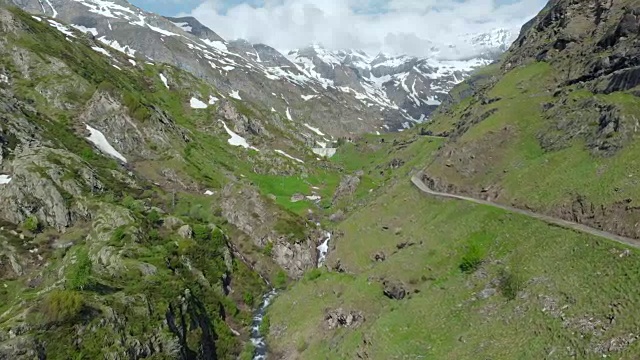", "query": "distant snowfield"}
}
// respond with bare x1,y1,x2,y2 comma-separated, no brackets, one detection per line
98,37,137,57
0,175,12,185
312,148,337,158
304,123,325,136
48,20,75,38
190,97,208,109
85,124,127,163
219,121,259,151
71,24,98,36
275,150,304,164
172,22,192,32
286,108,293,121
91,46,112,57
208,95,219,105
